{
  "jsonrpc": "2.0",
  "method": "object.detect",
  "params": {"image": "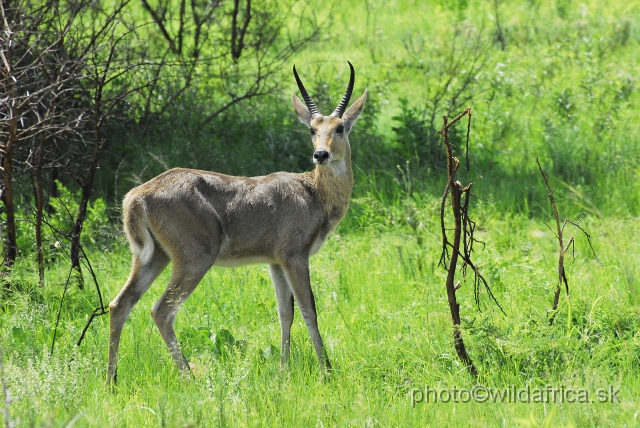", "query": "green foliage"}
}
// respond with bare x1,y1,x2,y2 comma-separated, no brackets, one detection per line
95,0,640,220
14,181,111,262
391,98,445,171
180,327,247,361
2,0,640,426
